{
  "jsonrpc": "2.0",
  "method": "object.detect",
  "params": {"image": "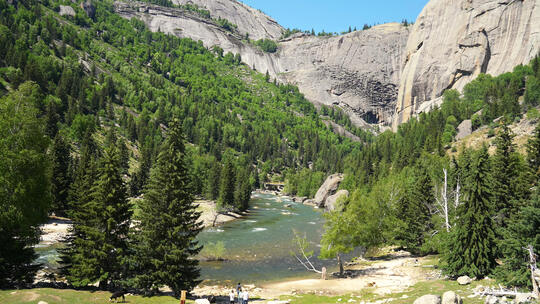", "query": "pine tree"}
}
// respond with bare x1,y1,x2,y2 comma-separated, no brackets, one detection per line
50,133,72,216
133,119,202,296
65,146,132,289
443,147,497,278
527,124,540,180
234,167,252,211
492,123,531,228
59,131,99,279
205,160,221,200
395,164,433,254
495,192,540,287
218,158,236,210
